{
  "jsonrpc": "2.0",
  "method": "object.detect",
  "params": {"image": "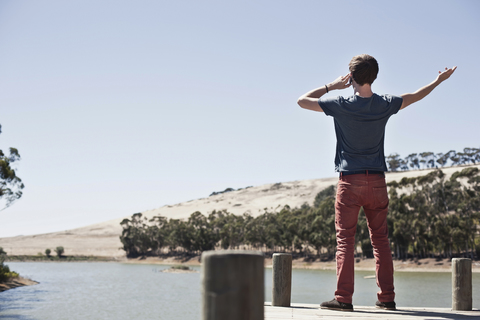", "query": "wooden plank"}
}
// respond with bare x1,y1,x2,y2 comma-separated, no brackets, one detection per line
265,302,480,319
